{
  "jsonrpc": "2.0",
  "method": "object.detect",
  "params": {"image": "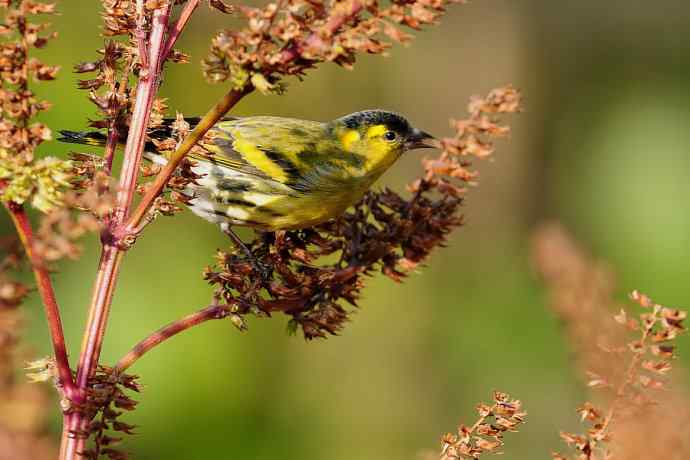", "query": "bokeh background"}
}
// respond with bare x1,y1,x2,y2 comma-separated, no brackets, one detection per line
6,0,690,458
